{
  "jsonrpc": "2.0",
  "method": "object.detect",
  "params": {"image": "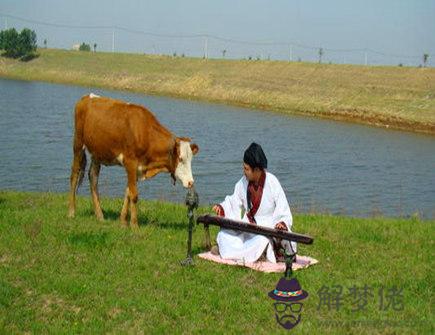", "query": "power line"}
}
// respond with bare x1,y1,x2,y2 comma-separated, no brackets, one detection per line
0,13,111,30
0,12,433,61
